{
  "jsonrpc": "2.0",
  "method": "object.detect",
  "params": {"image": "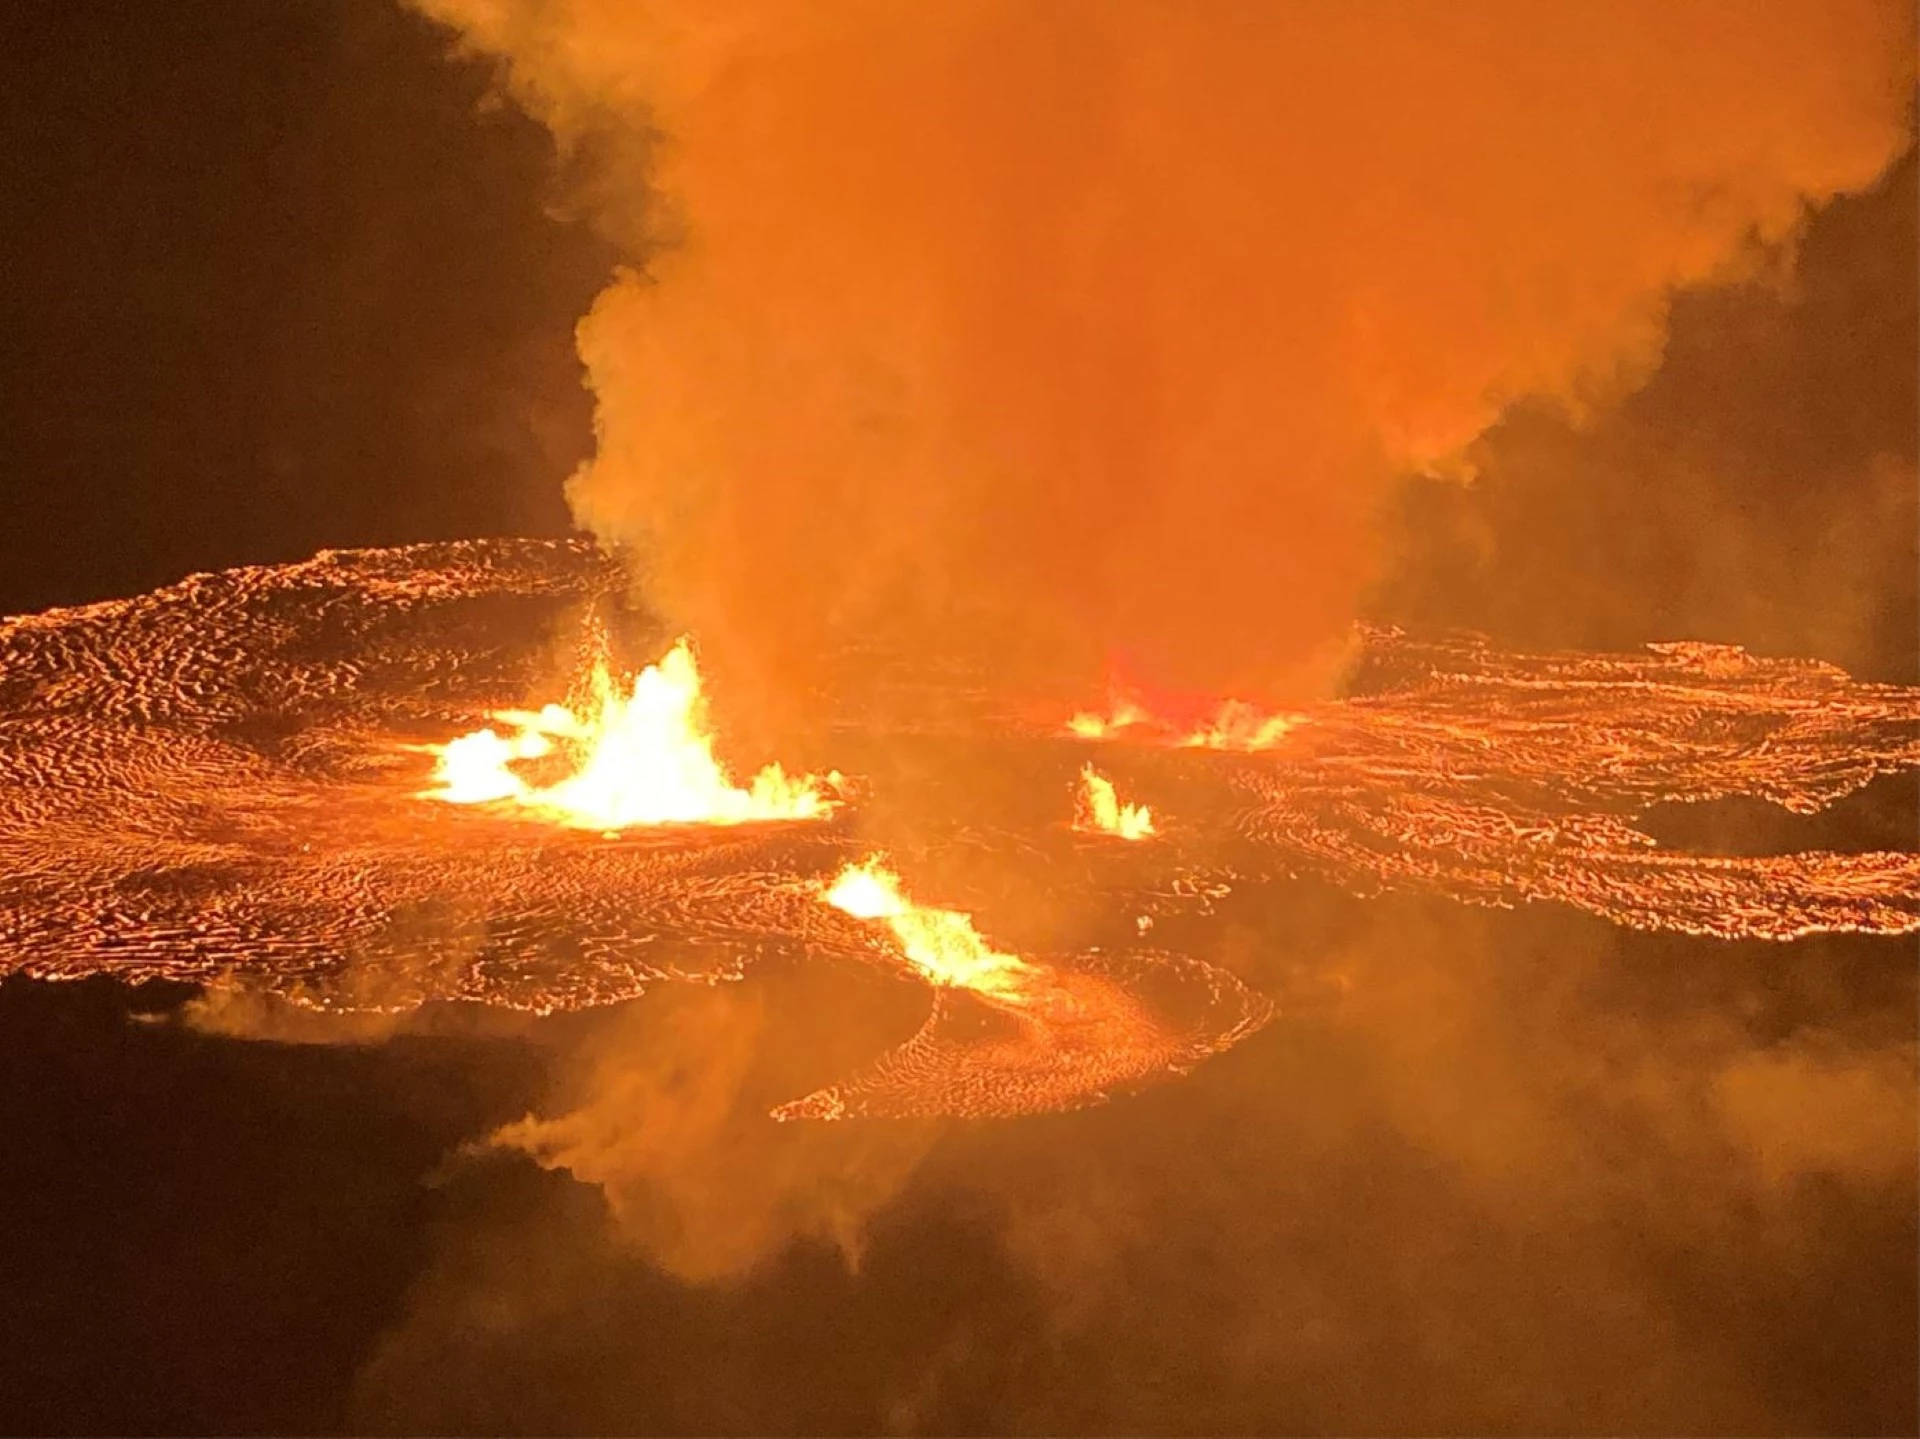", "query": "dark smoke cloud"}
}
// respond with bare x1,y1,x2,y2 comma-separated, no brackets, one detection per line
484,968,938,1282
412,0,1911,724
346,896,1917,1434
1373,150,1920,686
